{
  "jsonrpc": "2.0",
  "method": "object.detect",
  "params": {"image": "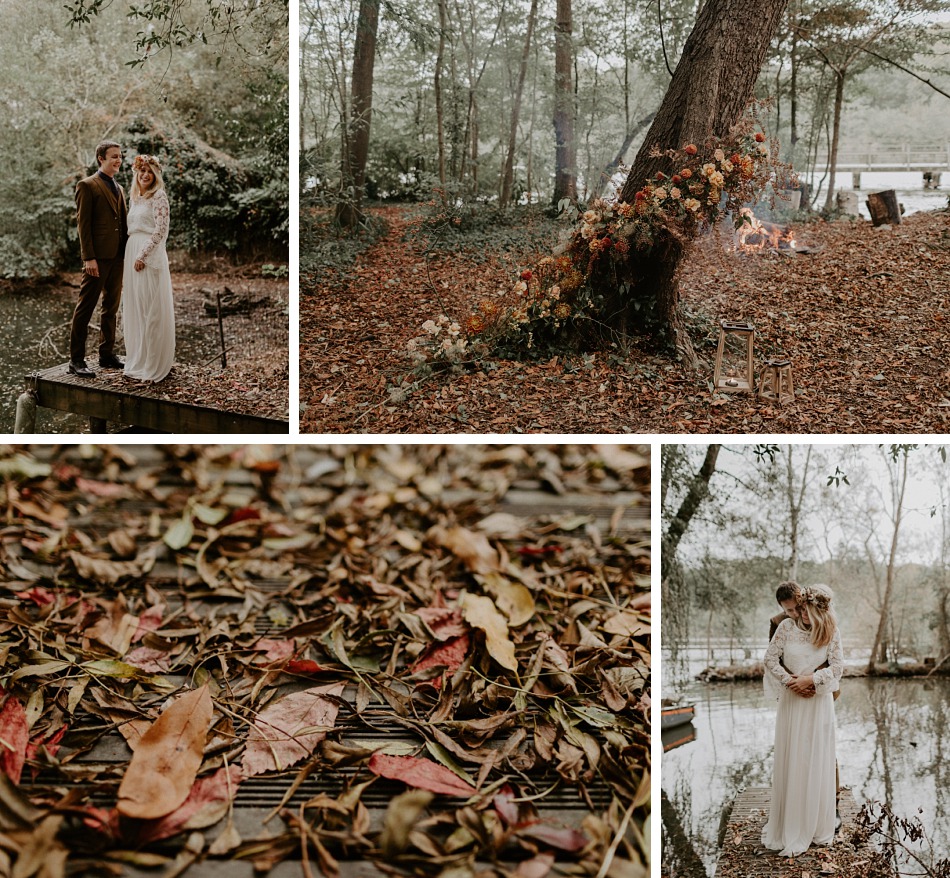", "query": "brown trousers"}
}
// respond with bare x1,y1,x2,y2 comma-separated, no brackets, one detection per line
70,257,123,363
